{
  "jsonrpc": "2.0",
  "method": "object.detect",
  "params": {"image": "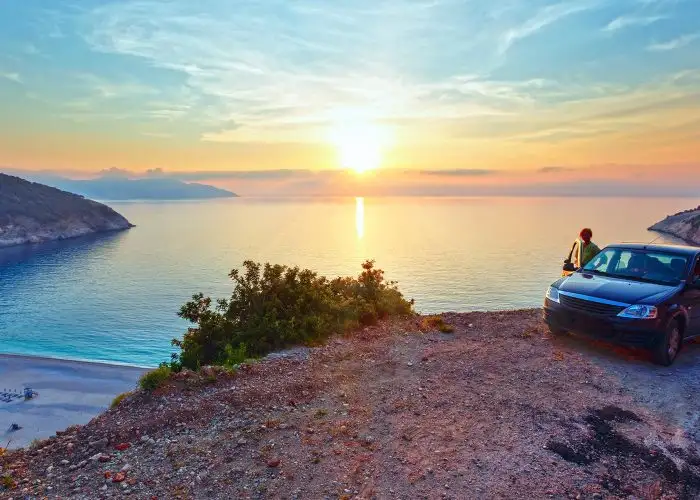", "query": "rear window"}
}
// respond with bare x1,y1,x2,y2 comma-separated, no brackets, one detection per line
584,248,688,285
